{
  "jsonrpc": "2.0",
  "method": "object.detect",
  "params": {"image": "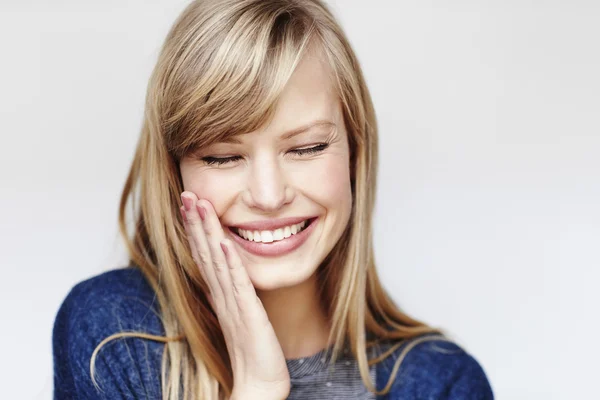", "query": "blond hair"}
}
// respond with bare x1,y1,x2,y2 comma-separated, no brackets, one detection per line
92,0,443,398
